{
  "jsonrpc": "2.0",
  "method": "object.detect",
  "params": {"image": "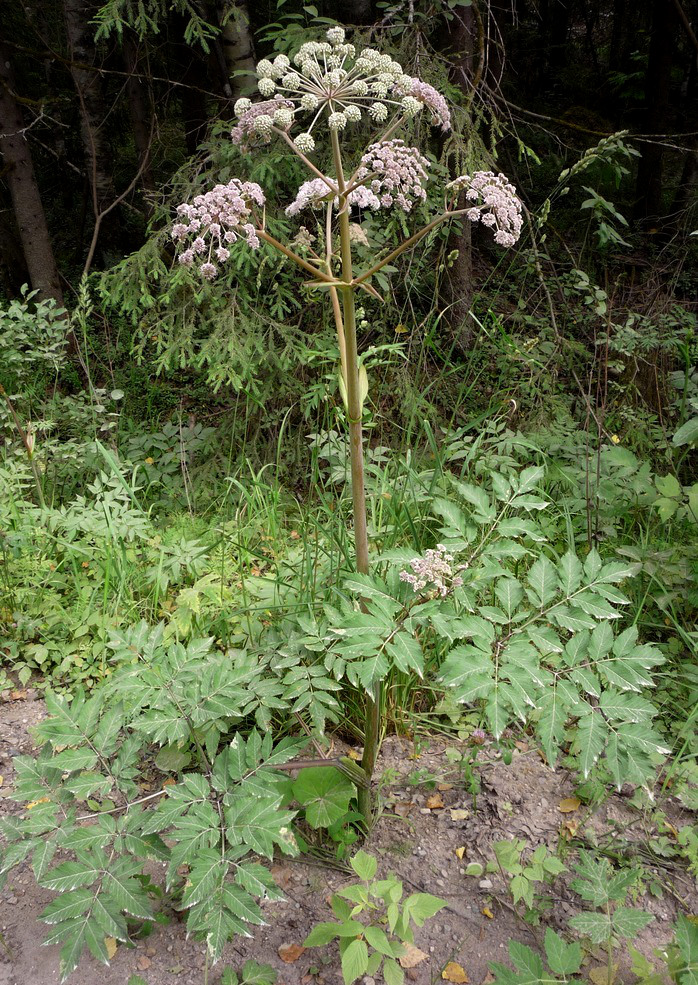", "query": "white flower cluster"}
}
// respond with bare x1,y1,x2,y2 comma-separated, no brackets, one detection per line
448,171,523,247
354,140,429,212
171,179,264,280
399,545,464,597
231,27,451,154
231,97,295,149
